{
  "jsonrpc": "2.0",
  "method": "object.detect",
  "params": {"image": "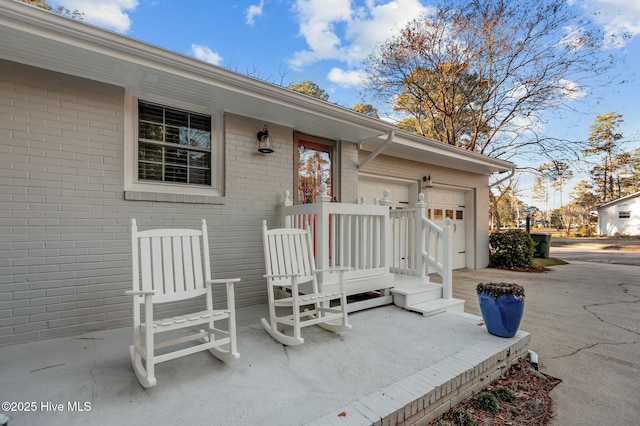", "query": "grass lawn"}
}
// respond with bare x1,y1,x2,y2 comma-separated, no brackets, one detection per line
533,257,568,268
